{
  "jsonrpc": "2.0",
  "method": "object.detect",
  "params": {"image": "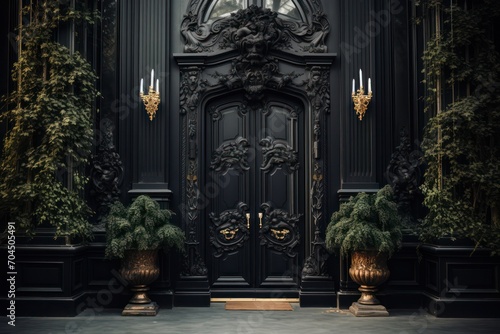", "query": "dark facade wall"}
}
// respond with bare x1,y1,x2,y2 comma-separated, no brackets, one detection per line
116,0,170,200
0,0,418,224
0,0,419,248
112,0,418,220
